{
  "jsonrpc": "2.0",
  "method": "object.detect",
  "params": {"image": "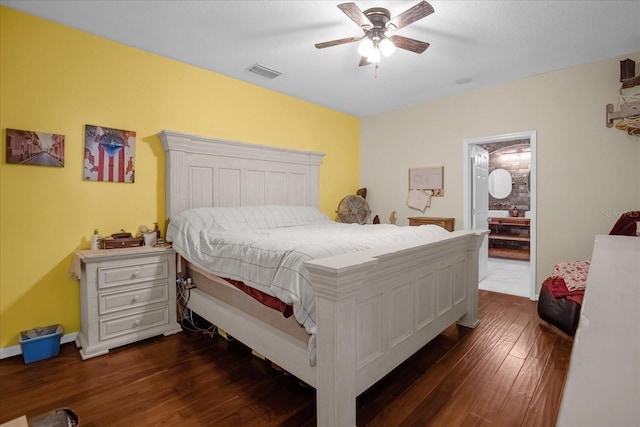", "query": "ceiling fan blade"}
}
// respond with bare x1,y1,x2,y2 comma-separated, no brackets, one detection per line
315,36,362,49
388,1,434,30
358,56,372,67
338,3,372,30
389,35,430,53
